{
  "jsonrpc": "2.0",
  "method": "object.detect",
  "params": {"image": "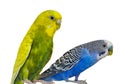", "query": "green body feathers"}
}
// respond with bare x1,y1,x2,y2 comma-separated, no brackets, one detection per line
11,10,62,84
